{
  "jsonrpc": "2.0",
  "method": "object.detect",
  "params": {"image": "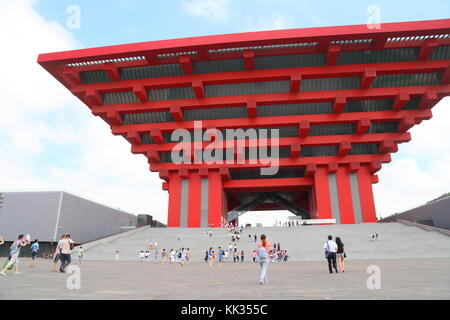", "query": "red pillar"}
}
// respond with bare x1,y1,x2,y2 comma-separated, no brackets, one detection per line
187,170,202,227
167,172,182,227
208,170,225,227
357,165,377,222
313,166,332,220
335,166,355,224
